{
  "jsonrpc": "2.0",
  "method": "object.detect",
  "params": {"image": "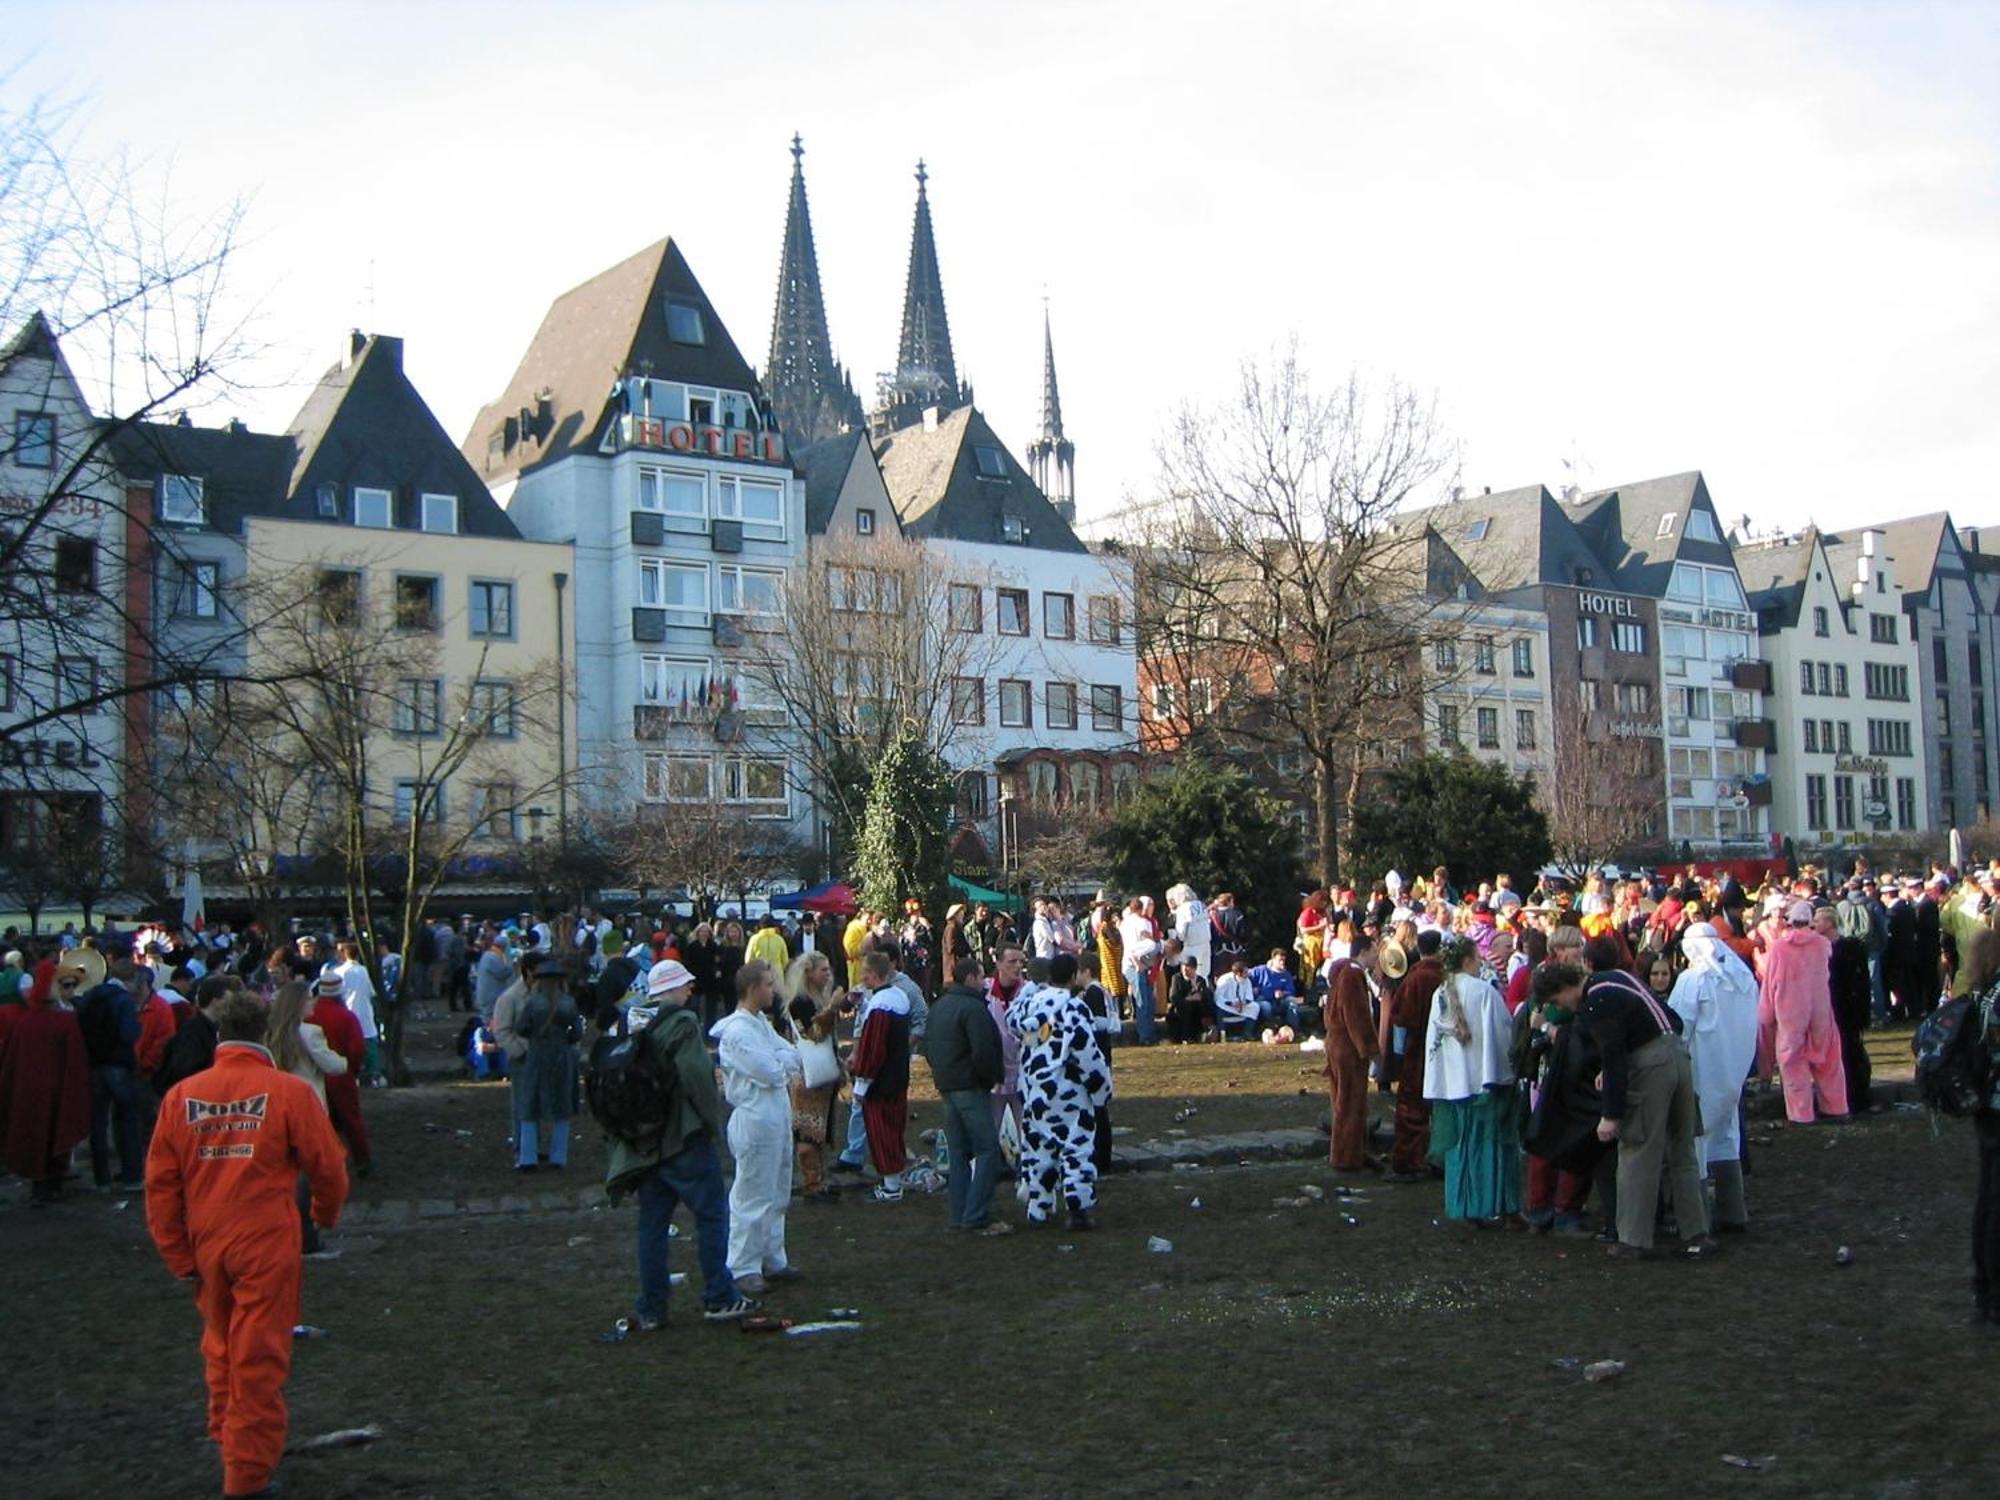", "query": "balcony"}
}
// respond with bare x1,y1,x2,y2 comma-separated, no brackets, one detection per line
1730,659,1773,693
1743,778,1774,807
1732,717,1775,750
